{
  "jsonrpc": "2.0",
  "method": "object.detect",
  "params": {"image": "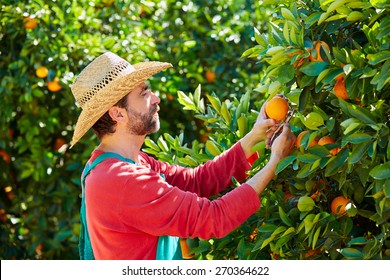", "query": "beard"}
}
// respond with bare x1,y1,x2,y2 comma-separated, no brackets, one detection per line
125,105,160,135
